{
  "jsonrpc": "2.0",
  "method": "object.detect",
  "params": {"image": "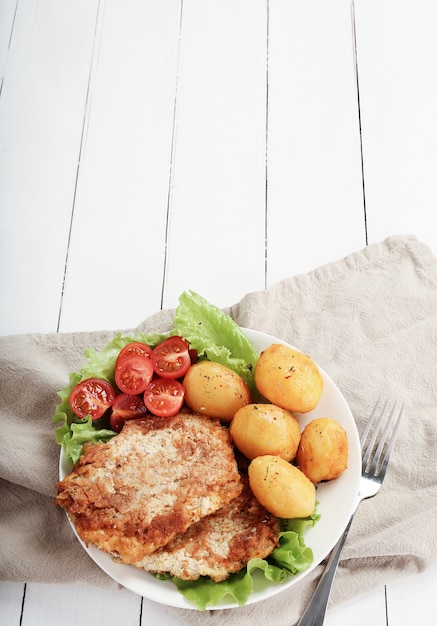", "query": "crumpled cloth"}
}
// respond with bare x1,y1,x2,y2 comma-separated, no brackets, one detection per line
1,235,436,625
